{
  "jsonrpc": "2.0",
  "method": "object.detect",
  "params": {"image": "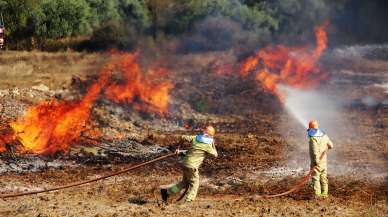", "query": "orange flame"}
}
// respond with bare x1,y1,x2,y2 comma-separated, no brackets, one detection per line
239,24,329,100
0,52,174,155
9,71,110,155
105,52,174,115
